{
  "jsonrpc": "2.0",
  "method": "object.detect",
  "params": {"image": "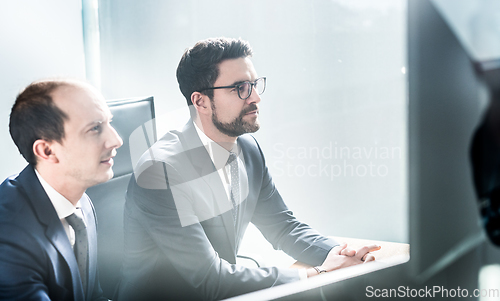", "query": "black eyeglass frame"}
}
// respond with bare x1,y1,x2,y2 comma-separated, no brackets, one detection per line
198,77,266,100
